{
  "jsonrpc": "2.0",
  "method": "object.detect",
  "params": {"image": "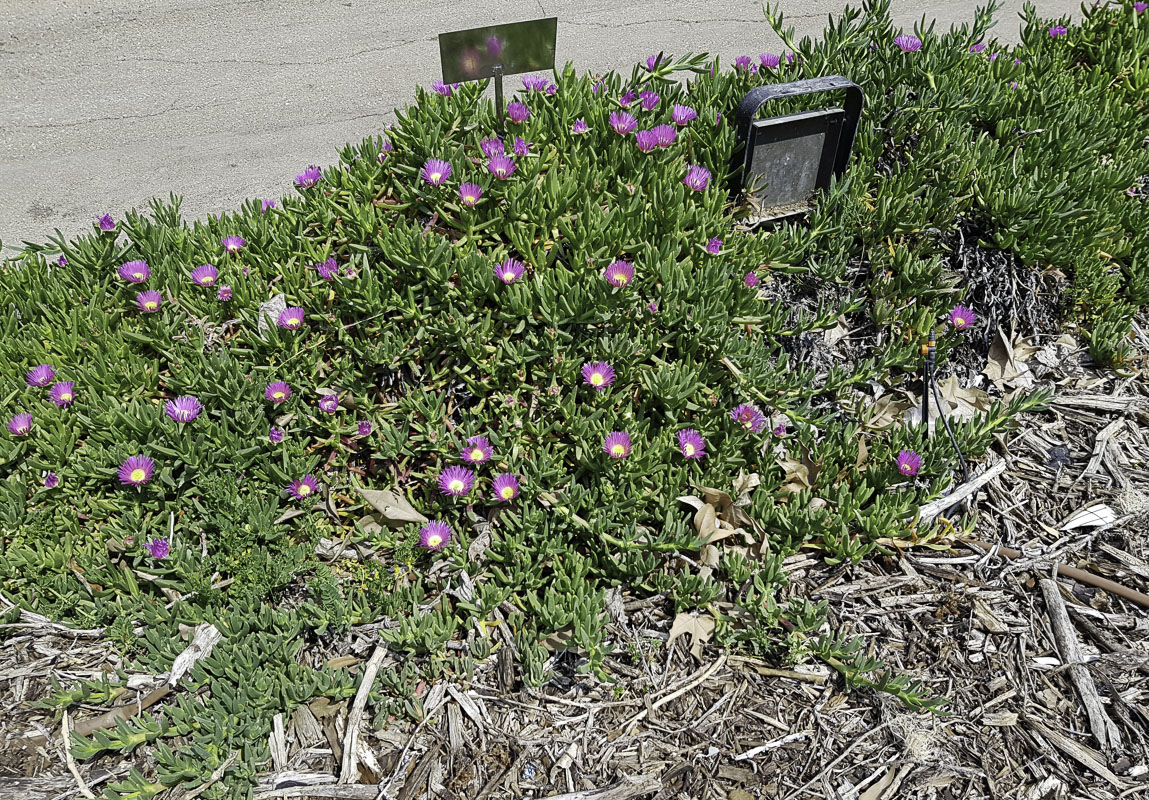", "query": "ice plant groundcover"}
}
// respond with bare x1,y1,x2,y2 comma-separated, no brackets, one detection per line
1,0,1147,796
